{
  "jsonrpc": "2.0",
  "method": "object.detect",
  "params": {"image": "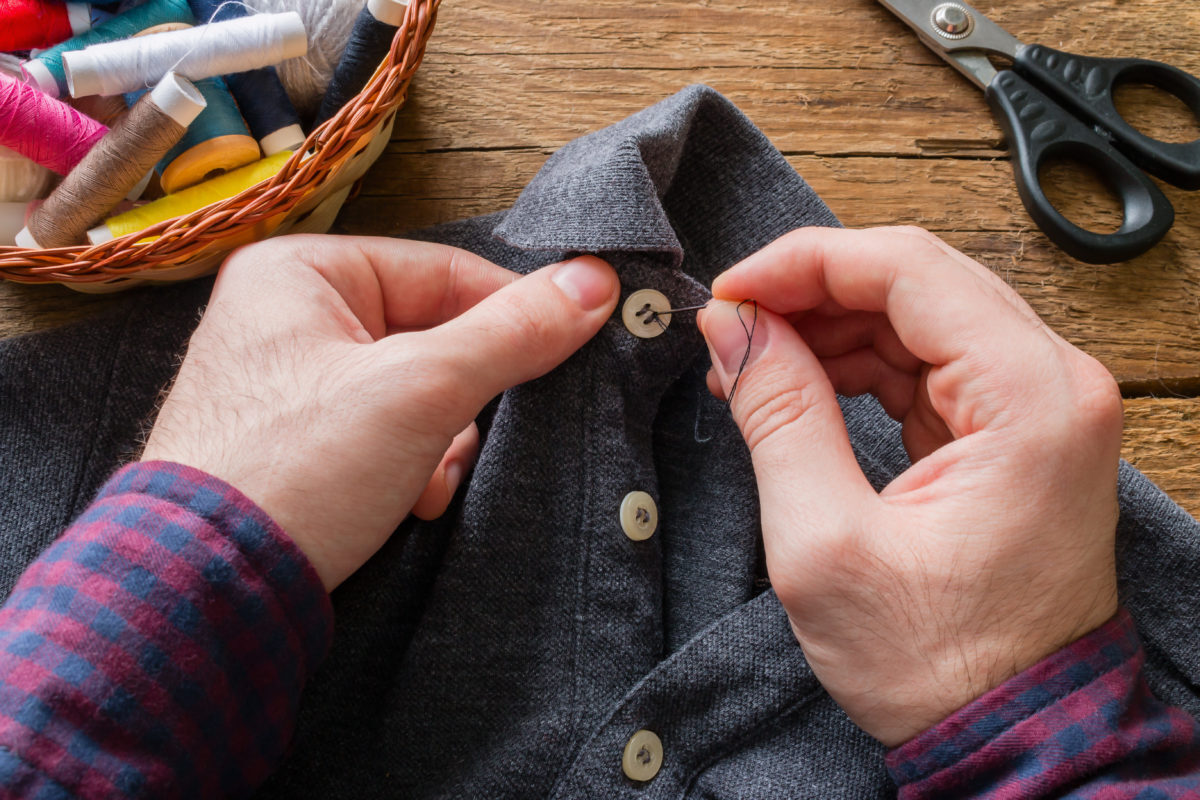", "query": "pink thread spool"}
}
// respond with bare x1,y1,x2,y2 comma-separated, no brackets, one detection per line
0,71,106,176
